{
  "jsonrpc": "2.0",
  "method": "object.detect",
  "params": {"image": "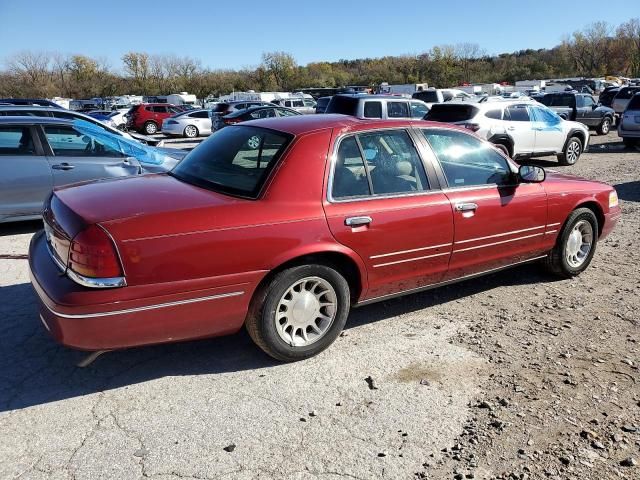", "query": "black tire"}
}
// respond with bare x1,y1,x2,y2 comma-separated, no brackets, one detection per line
493,143,510,157
623,137,637,148
144,121,158,135
544,208,598,278
557,136,582,166
596,117,611,135
245,264,351,362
